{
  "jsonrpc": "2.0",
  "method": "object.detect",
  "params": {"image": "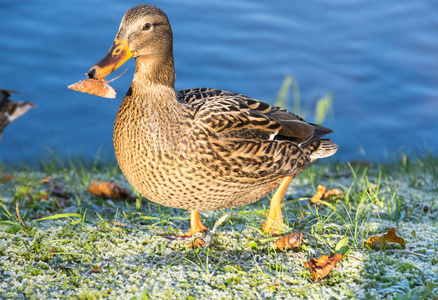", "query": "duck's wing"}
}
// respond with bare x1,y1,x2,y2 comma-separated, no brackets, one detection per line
177,88,337,177
177,87,332,147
